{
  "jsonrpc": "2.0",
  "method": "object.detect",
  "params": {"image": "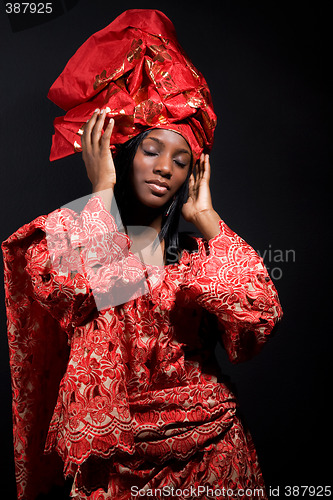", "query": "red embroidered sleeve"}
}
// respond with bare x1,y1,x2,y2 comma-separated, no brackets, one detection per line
25,196,146,331
180,220,283,363
2,196,146,499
